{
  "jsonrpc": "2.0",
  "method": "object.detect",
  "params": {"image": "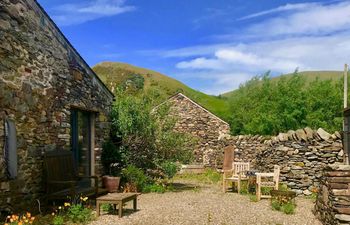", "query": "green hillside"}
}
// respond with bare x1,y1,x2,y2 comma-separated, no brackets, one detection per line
93,62,231,121
223,71,343,98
